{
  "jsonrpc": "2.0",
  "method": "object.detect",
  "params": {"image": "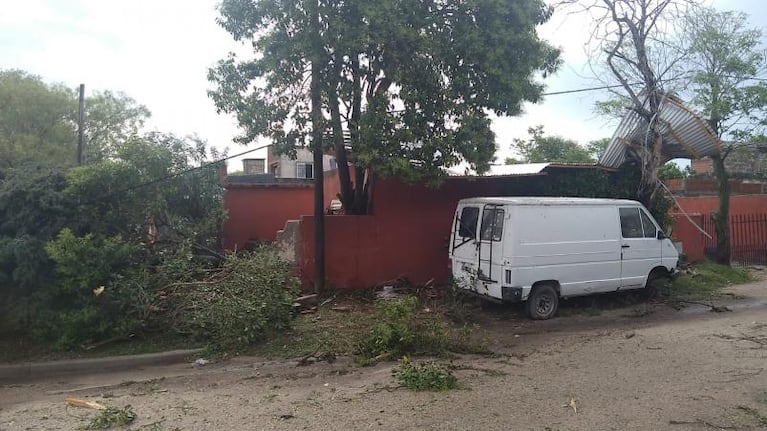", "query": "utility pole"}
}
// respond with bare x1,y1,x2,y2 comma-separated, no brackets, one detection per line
308,0,325,293
77,84,86,165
